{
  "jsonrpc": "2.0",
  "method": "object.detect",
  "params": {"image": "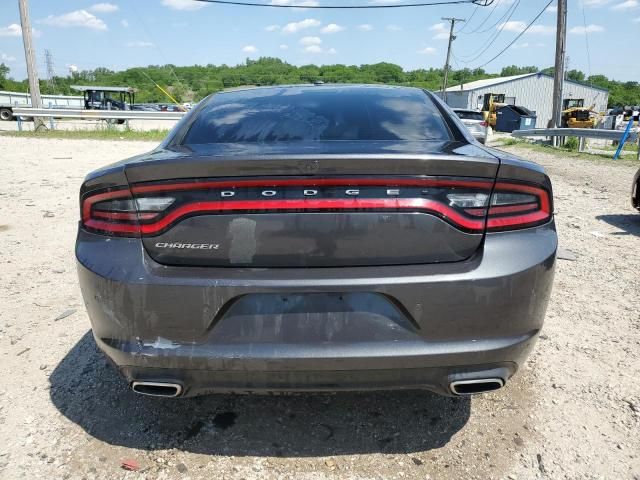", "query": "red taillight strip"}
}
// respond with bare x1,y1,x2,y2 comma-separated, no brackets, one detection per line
494,182,552,215
465,203,539,217
81,188,131,224
84,219,141,234
487,182,552,230
92,211,159,221
130,177,494,194
81,178,551,236
132,198,485,235
487,210,551,230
